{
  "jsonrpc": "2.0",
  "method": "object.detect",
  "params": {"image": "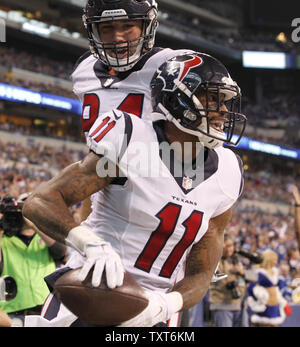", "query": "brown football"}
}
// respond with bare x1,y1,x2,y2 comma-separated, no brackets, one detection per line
54,268,148,326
